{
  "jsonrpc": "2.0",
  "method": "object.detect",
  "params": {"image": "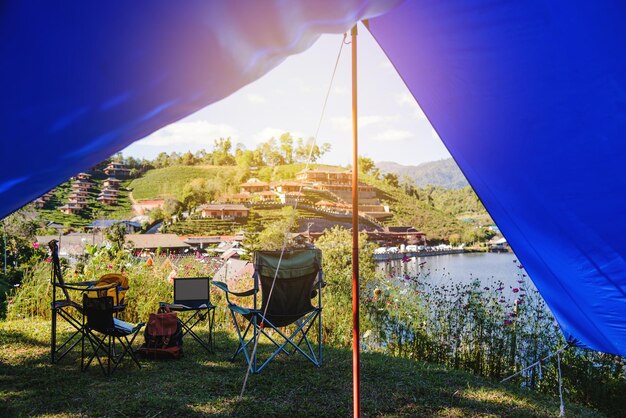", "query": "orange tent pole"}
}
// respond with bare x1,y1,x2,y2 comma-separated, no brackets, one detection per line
350,23,361,418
